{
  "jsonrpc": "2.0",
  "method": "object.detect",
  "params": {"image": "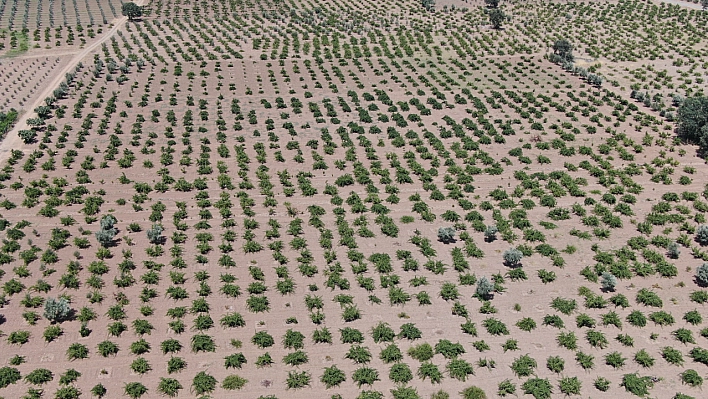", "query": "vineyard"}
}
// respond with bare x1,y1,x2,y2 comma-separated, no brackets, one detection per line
0,0,708,399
